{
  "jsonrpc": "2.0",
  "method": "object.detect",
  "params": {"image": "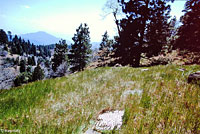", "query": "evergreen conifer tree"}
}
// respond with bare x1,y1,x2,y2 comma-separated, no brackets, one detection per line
32,64,44,81
175,0,200,51
28,56,36,66
68,23,92,72
99,31,113,61
0,29,8,45
20,59,26,73
32,56,36,66
113,0,173,67
52,39,68,72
